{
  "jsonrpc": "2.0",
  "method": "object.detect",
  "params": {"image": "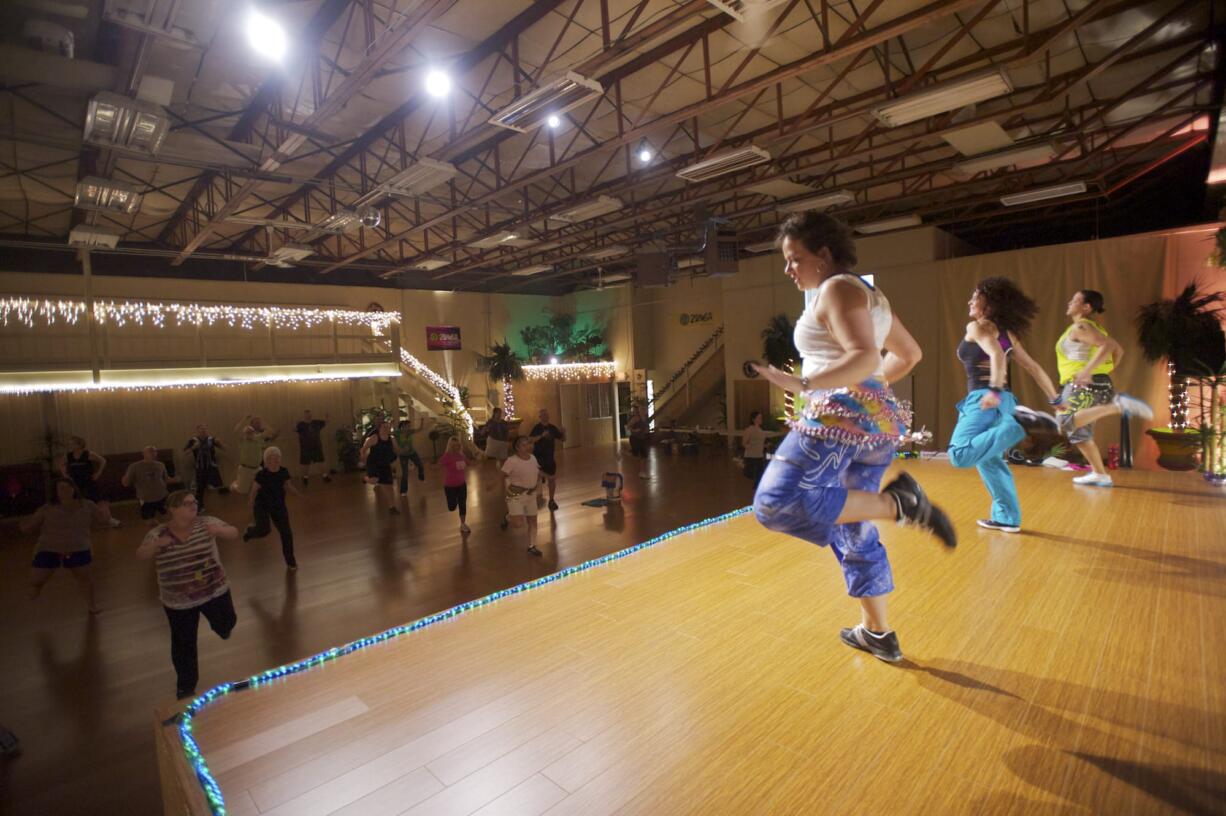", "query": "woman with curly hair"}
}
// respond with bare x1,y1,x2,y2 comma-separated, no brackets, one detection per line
950,277,1060,533
751,211,956,665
